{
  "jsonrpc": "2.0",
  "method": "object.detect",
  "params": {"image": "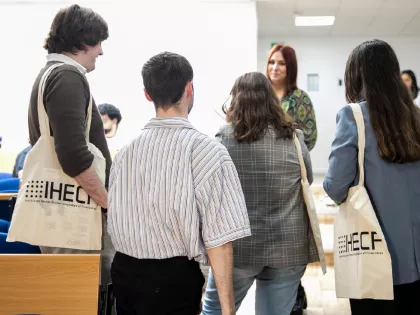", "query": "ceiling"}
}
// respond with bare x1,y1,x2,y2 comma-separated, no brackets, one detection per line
257,0,420,36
